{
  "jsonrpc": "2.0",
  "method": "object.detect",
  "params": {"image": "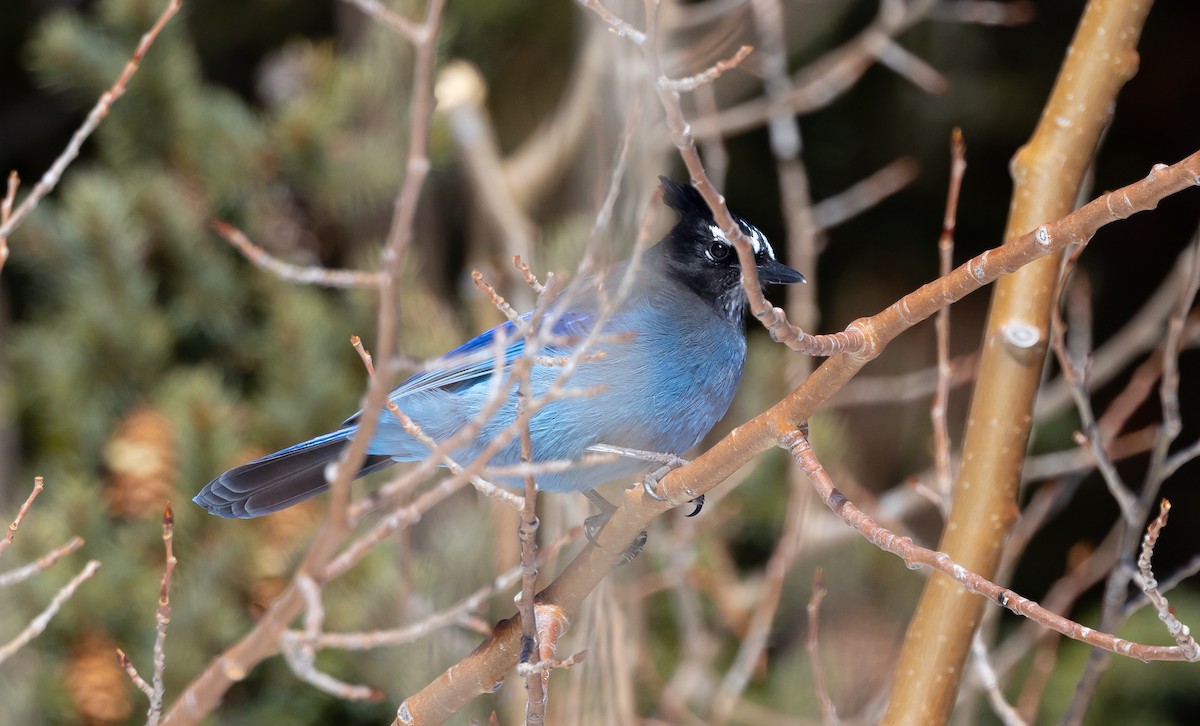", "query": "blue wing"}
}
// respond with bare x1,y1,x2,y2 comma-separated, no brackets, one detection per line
341,310,595,426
